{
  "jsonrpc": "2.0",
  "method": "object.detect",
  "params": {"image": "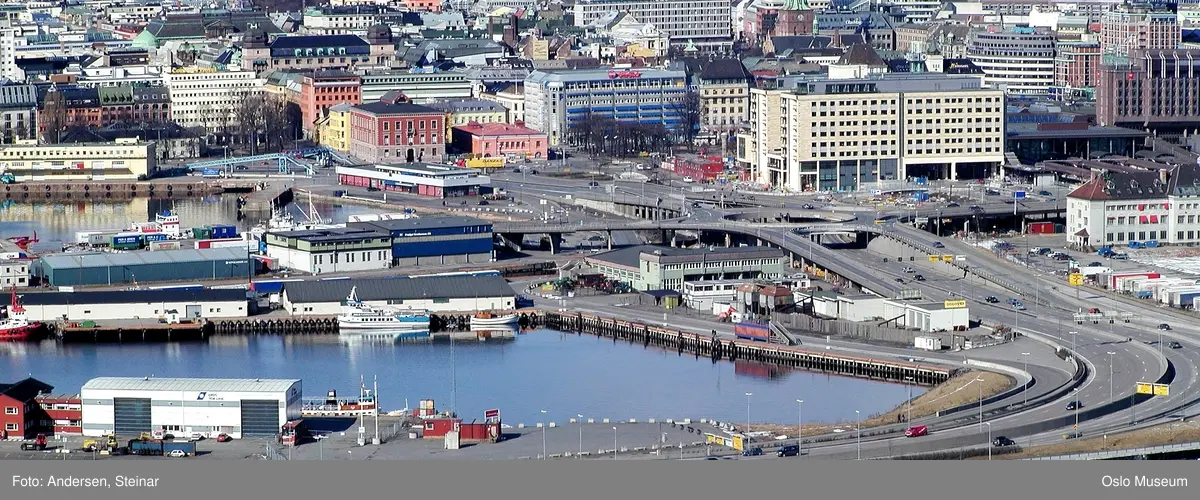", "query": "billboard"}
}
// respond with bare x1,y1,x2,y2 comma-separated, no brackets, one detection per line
466,157,505,169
